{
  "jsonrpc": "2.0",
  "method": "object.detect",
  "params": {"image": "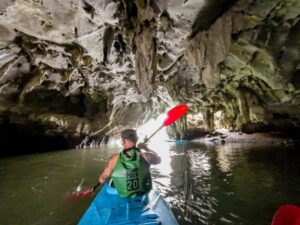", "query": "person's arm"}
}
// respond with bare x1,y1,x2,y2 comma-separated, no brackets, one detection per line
138,143,161,165
98,154,118,184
